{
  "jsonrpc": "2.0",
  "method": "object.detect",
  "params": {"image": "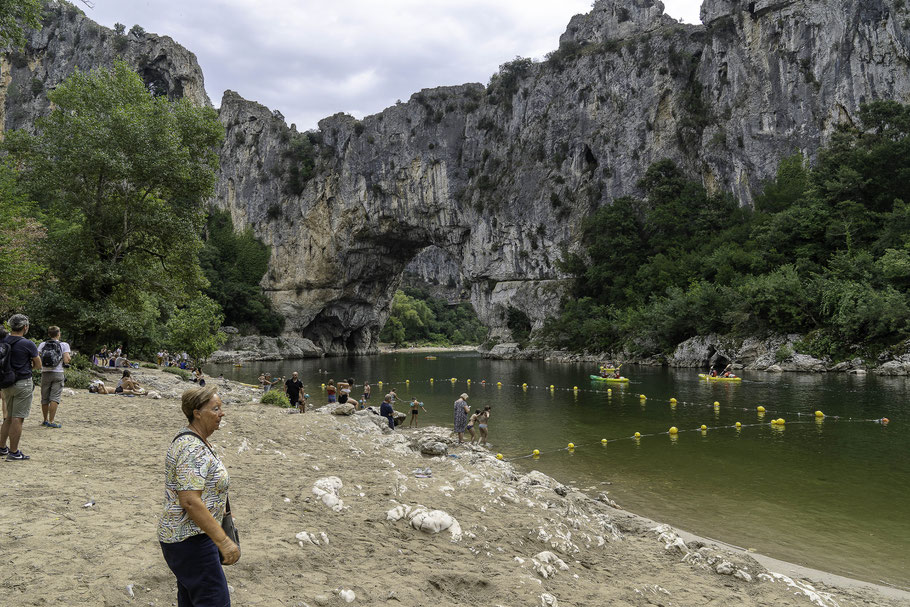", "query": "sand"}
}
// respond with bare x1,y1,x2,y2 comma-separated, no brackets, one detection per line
0,368,906,607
